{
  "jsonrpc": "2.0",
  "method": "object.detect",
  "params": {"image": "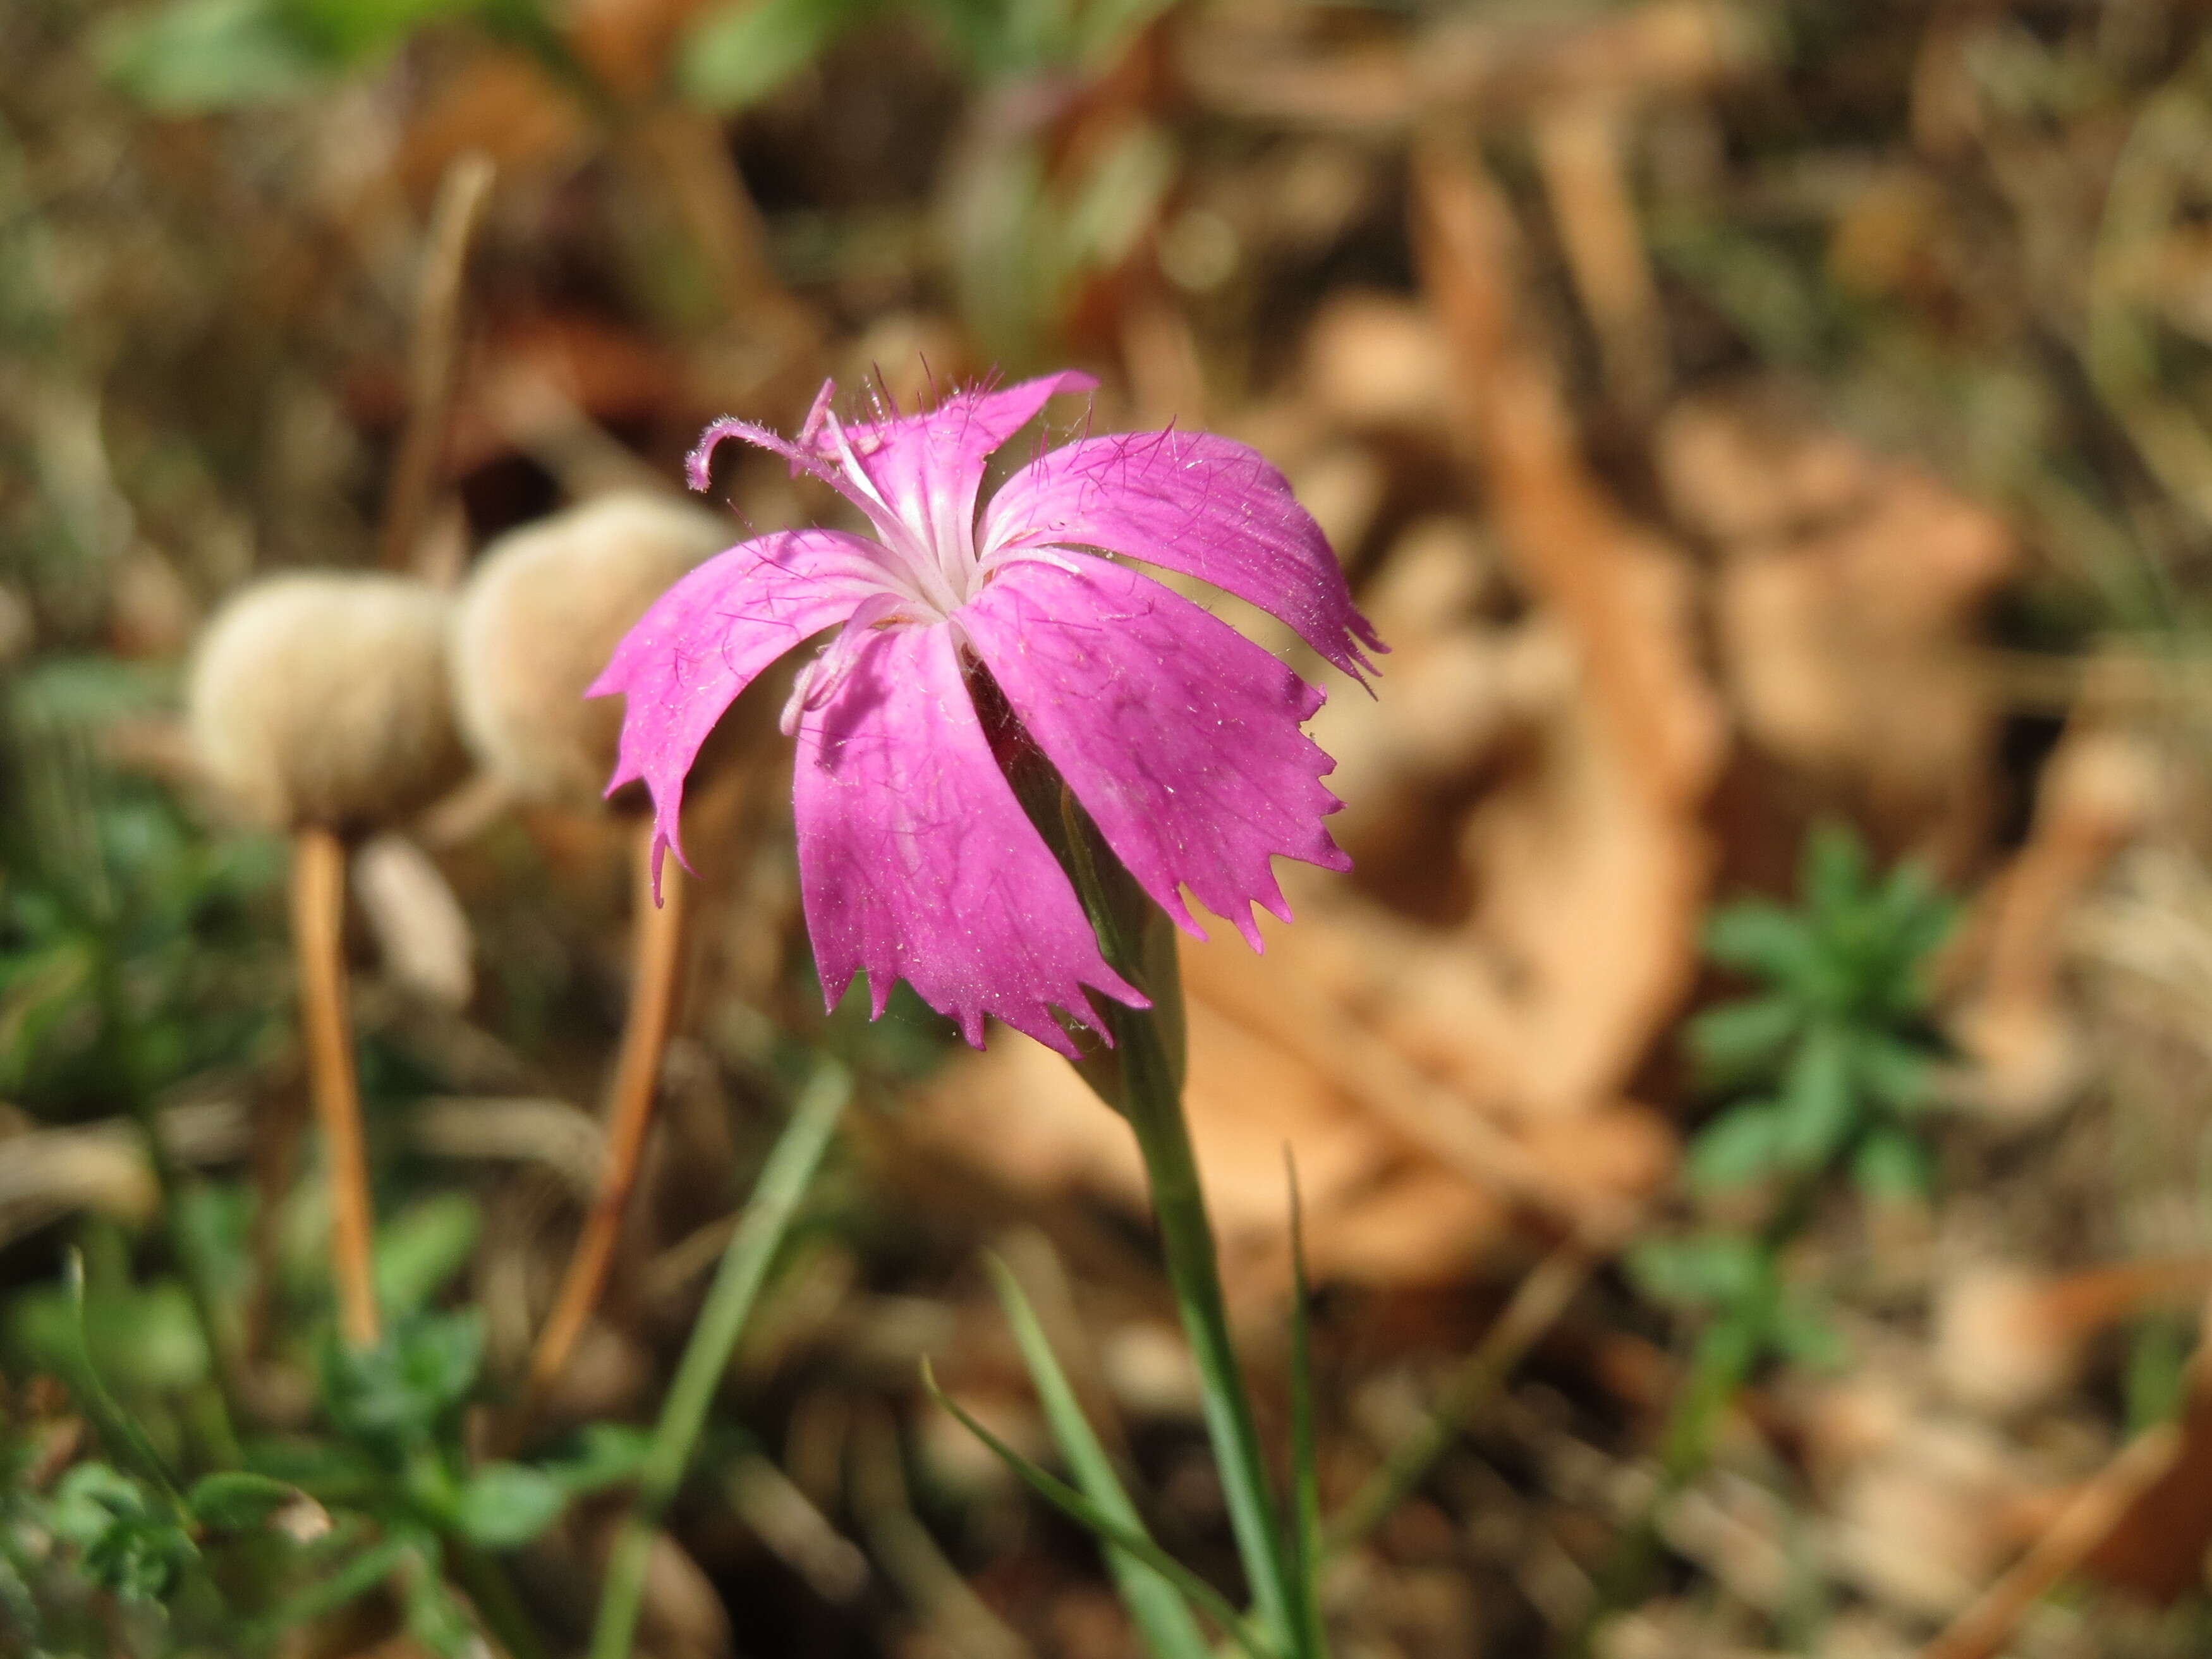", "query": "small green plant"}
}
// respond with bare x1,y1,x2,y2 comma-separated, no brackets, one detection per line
3,1088,845,1657
1632,822,1954,1471
1582,825,1954,1650
3,1234,649,1655
1681,823,1955,1206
